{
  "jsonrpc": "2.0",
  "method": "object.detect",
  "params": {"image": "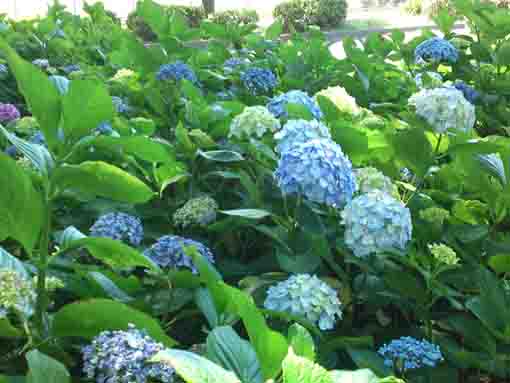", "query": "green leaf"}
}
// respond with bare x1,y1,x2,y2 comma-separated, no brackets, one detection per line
0,153,44,254
54,226,86,248
282,348,332,383
220,209,271,220
137,0,169,38
389,126,433,177
198,150,244,162
346,349,392,378
288,324,315,361
0,38,61,150
433,8,457,35
61,80,114,143
0,317,22,338
53,299,176,347
64,237,158,271
194,288,219,328
26,350,70,383
488,254,510,273
265,20,283,40
52,161,154,203
87,272,134,303
0,246,29,278
329,369,379,383
207,326,263,383
316,96,340,124
153,349,240,383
